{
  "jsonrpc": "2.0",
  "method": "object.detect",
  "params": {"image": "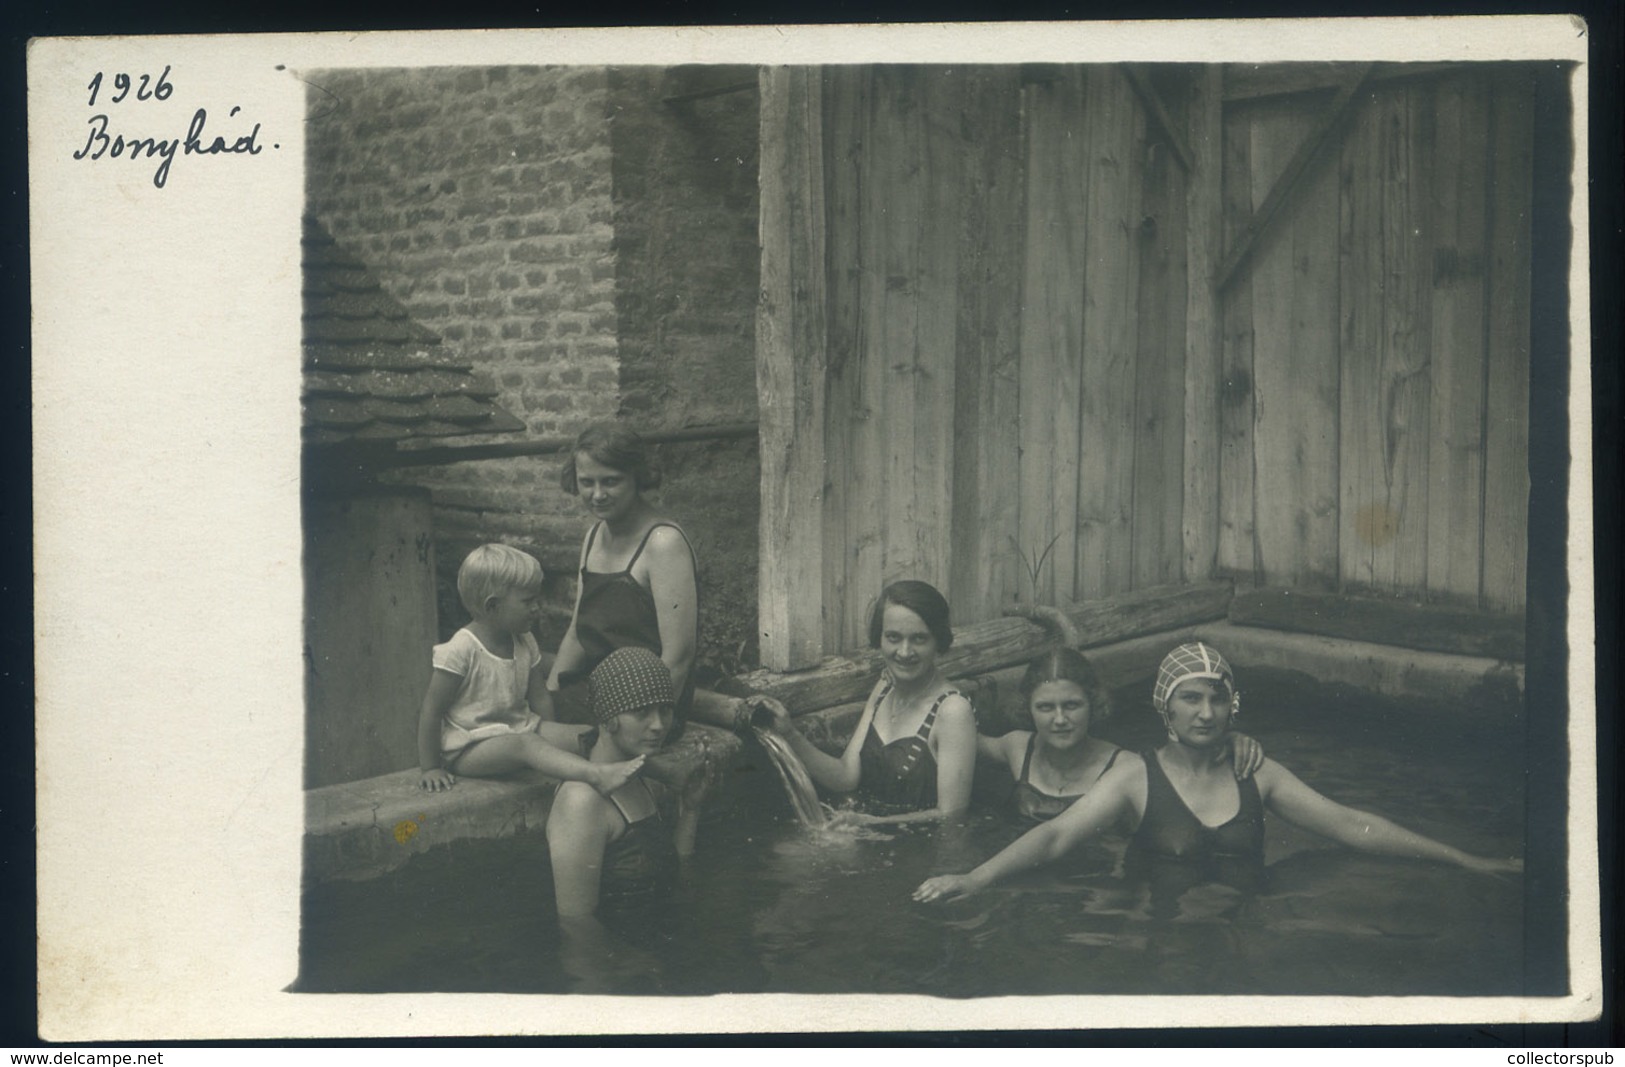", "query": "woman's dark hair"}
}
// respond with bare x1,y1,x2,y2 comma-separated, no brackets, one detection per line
1018,647,1111,725
558,422,663,495
868,580,954,651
